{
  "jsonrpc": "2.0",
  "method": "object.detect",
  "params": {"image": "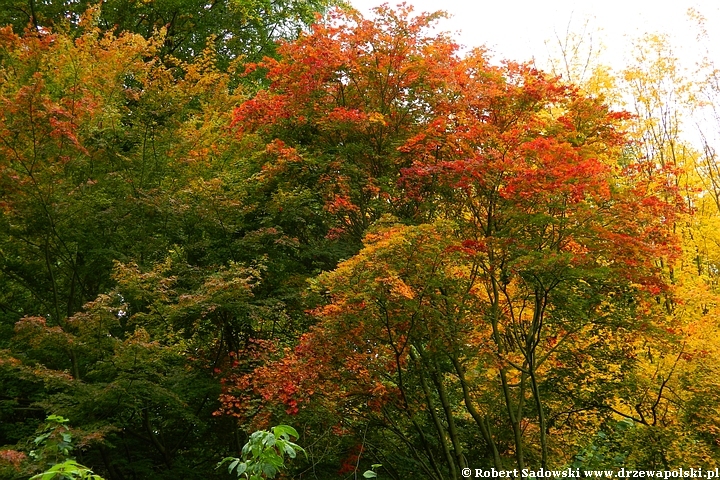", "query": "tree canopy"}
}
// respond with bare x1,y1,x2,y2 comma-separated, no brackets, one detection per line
1,3,719,479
